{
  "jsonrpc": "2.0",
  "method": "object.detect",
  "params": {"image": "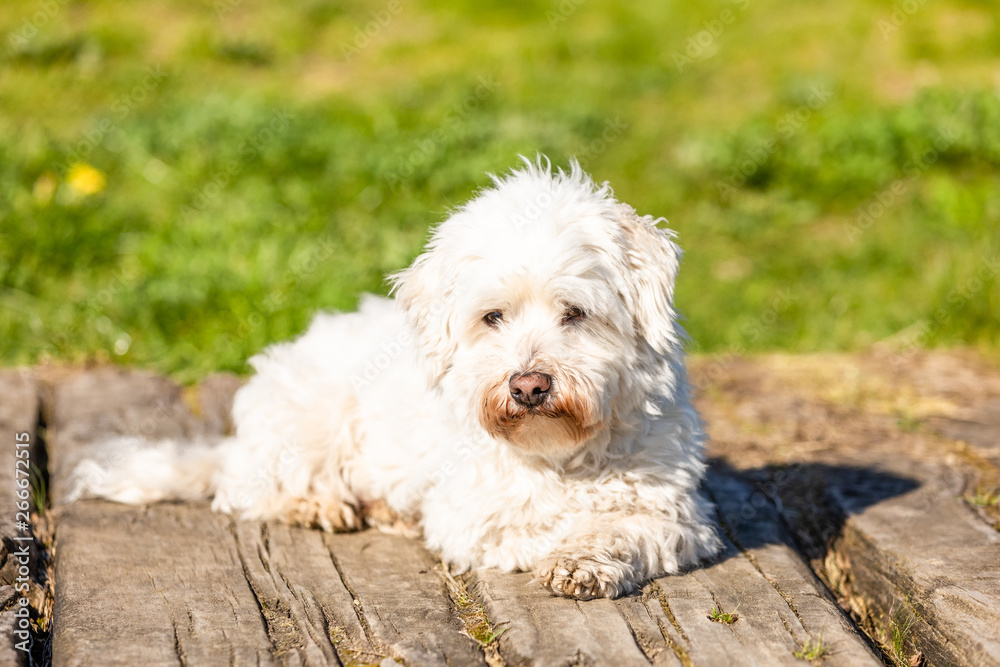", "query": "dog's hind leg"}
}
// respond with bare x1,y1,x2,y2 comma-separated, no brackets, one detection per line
209,324,368,531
